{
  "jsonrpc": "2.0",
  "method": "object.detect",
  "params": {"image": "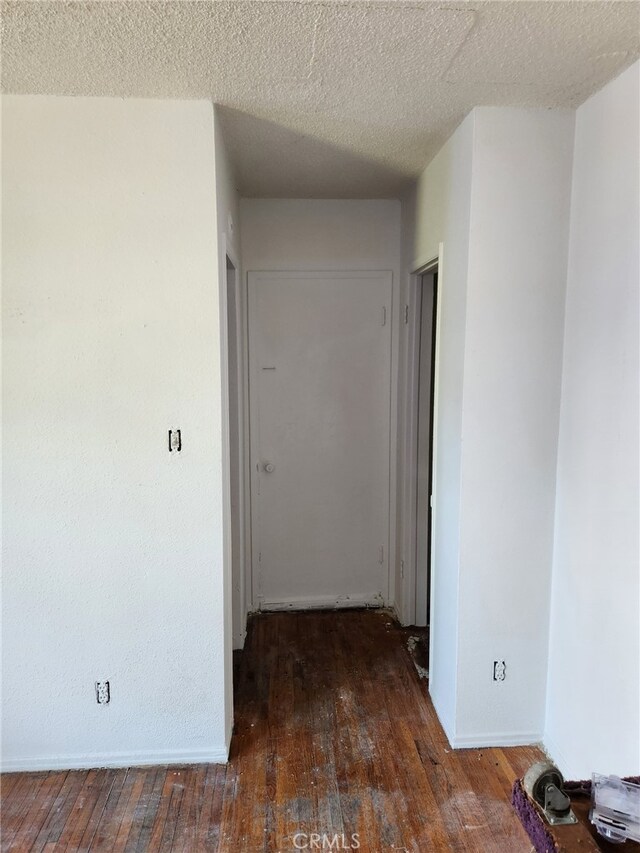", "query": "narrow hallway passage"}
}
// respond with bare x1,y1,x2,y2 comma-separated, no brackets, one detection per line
224,609,541,851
